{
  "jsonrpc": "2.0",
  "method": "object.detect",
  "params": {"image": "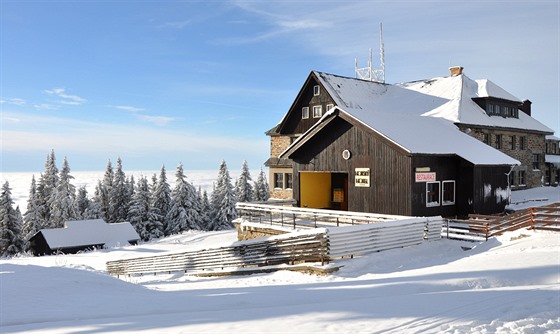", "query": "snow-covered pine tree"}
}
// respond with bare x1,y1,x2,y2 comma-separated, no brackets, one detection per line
128,176,152,241
253,168,270,202
165,163,201,235
23,176,43,243
209,160,237,230
198,187,211,231
150,166,171,238
0,182,25,257
75,186,91,219
36,150,59,227
97,160,114,221
50,157,77,228
109,157,129,223
234,160,254,203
